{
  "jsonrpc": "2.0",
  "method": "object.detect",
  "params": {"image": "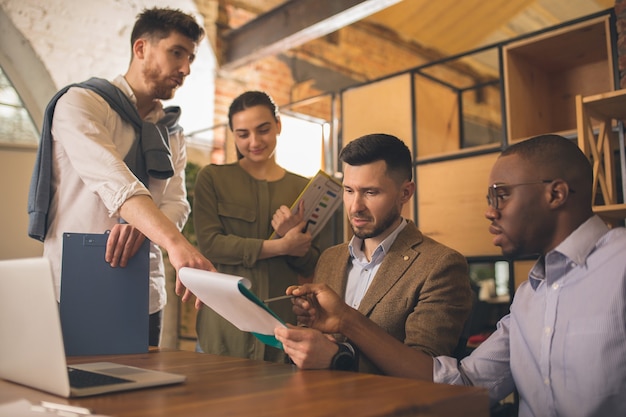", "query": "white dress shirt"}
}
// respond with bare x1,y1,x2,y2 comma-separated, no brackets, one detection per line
44,75,190,314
